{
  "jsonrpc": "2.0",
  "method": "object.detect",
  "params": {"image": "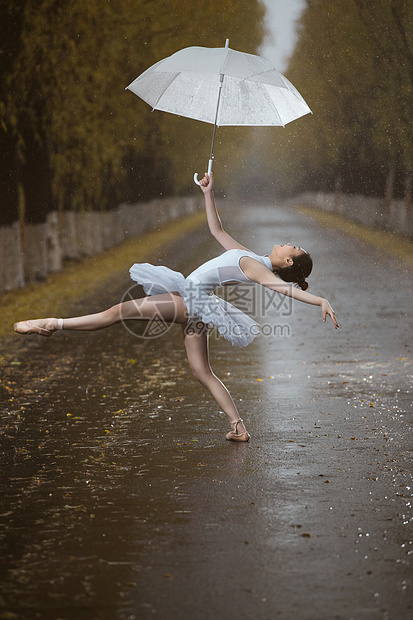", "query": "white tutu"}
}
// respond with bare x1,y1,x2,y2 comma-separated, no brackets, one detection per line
129,263,259,347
